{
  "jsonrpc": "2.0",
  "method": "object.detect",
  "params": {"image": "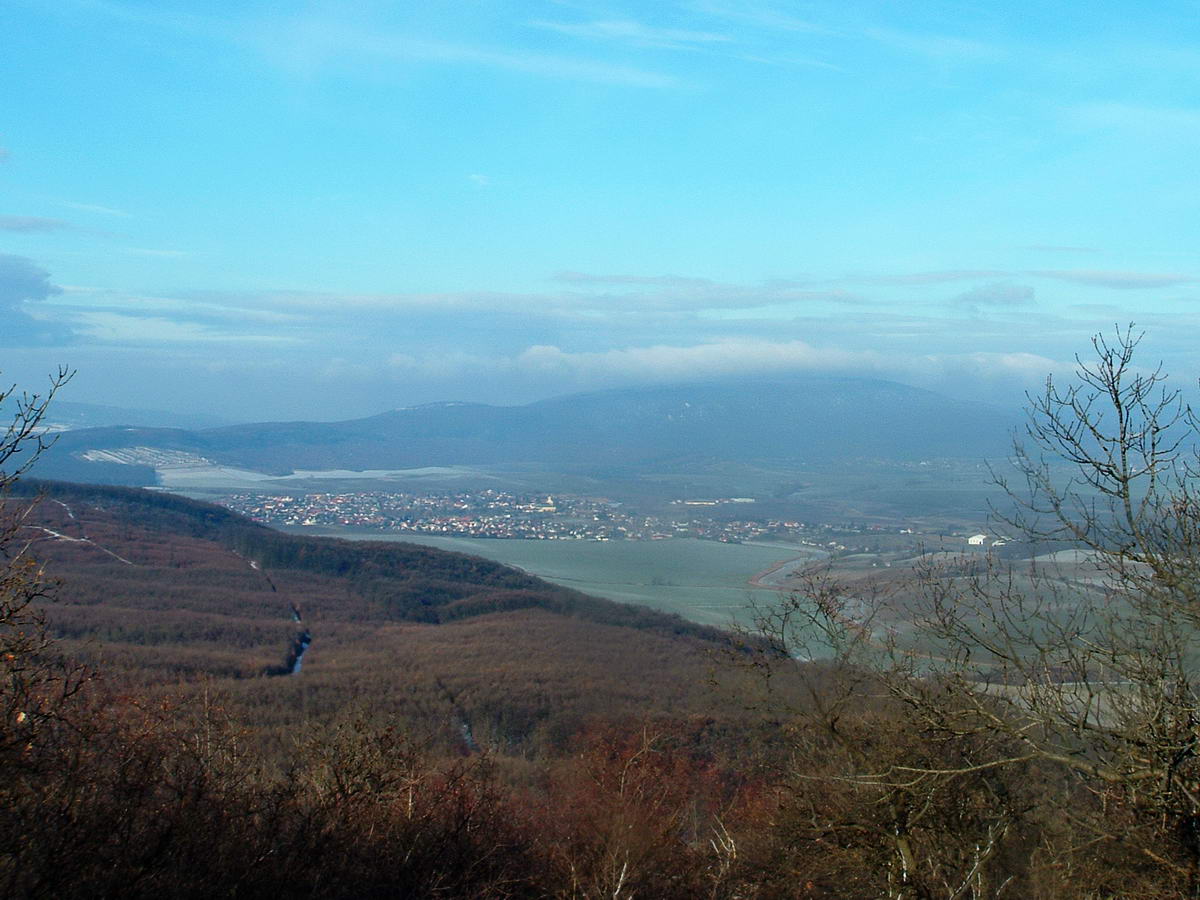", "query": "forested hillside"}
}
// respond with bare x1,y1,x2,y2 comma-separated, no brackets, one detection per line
11,480,749,752
1,478,1172,899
